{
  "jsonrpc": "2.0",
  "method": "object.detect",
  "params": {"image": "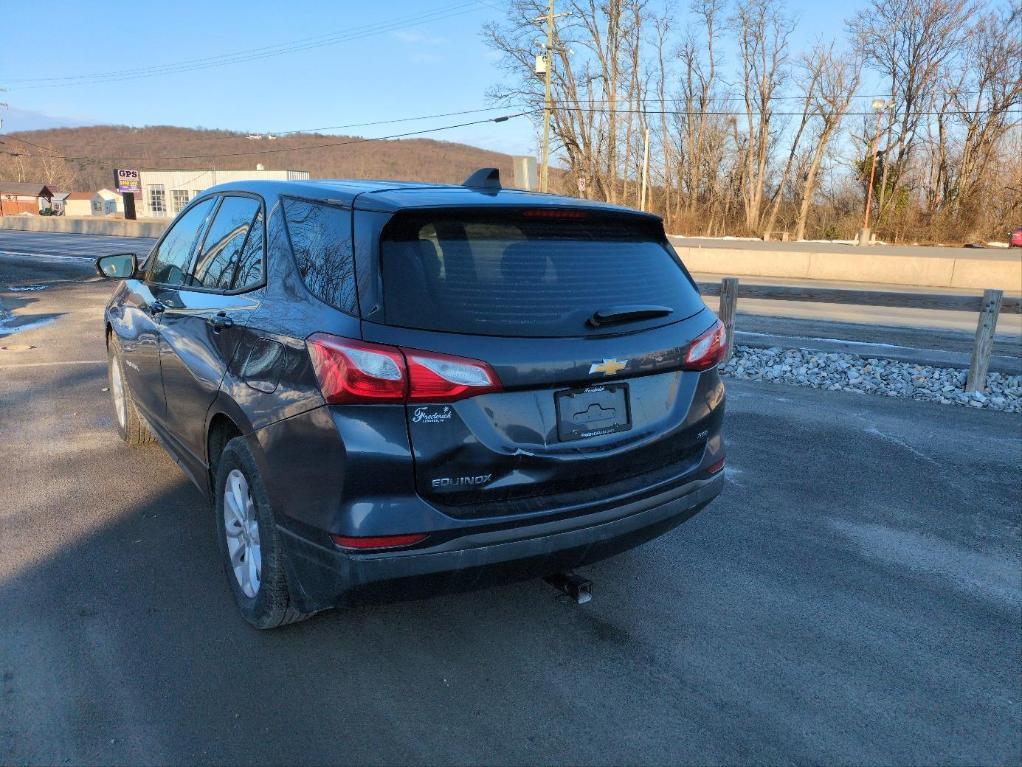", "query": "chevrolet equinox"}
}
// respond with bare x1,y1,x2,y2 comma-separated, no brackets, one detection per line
97,169,726,628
